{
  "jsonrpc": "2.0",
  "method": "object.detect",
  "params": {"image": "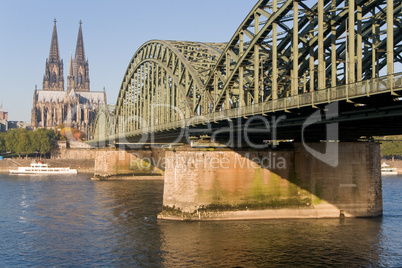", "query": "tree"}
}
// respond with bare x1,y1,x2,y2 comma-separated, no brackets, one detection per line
379,135,402,160
13,128,31,158
4,128,30,158
35,129,55,157
29,130,40,154
5,129,17,154
16,130,30,159
58,126,85,141
0,132,6,152
2,128,56,158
